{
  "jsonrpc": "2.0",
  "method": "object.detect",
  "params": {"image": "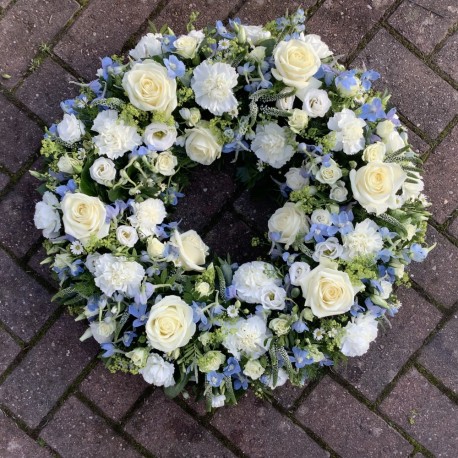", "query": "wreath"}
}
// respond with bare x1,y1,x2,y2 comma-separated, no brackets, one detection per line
32,9,432,410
